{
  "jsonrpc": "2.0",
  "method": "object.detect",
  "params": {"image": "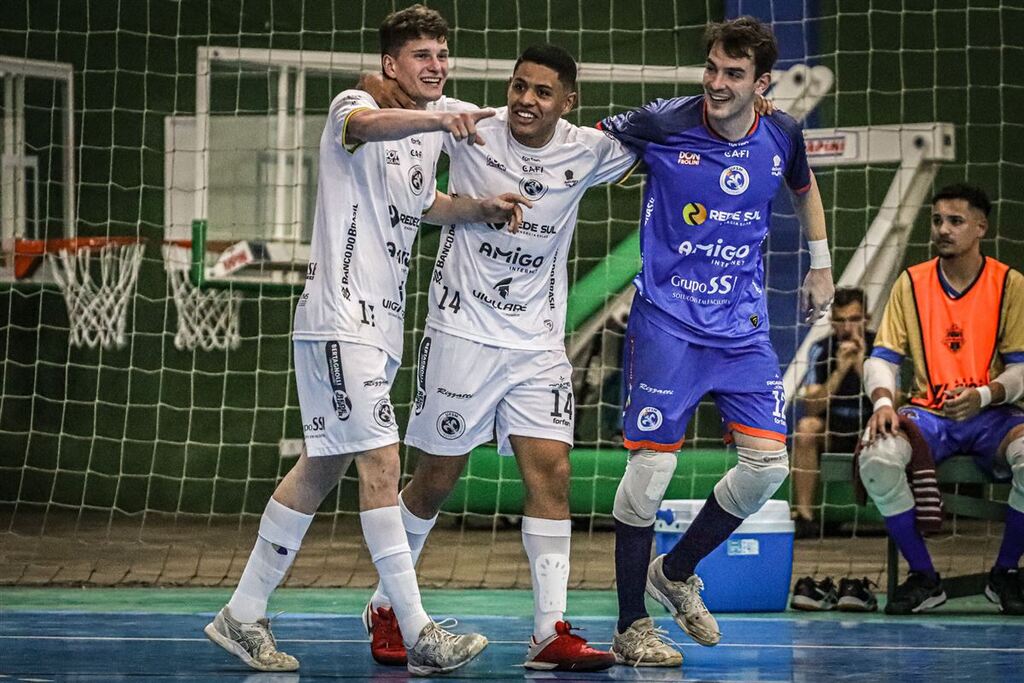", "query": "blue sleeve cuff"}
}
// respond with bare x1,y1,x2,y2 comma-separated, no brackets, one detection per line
1004,351,1024,364
870,347,903,365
